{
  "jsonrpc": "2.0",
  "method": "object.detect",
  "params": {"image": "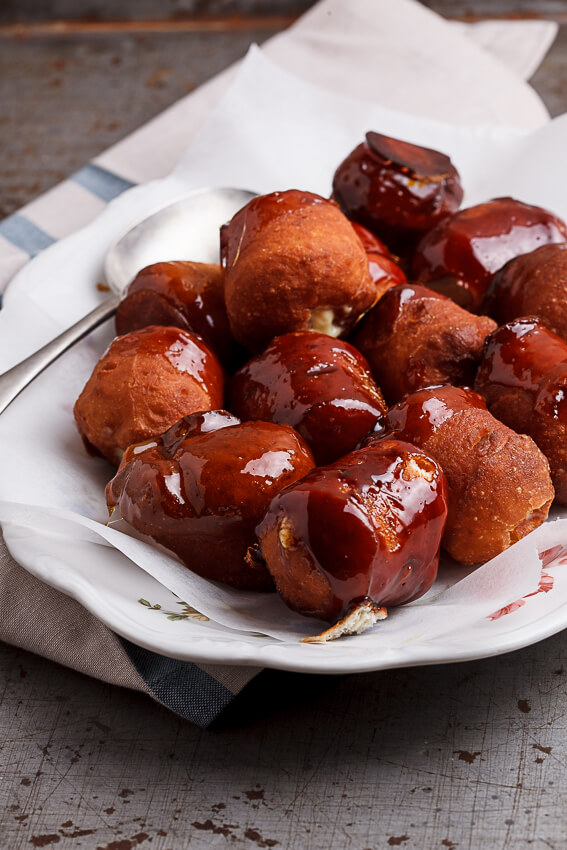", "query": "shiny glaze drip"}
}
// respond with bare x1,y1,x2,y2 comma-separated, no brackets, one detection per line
229,331,387,464
411,197,567,312
370,384,487,446
366,251,407,289
257,440,448,621
475,319,567,424
159,410,240,454
115,261,238,369
220,189,328,270
476,319,567,395
110,324,212,383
